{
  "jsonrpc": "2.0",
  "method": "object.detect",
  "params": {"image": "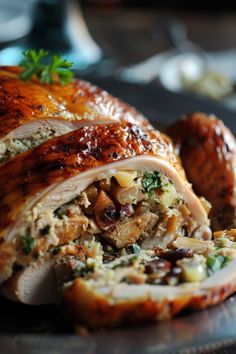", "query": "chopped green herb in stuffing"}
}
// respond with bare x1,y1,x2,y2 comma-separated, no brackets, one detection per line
216,237,227,248
128,244,141,255
73,262,96,278
142,172,162,193
112,255,139,269
207,254,232,275
21,230,34,255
